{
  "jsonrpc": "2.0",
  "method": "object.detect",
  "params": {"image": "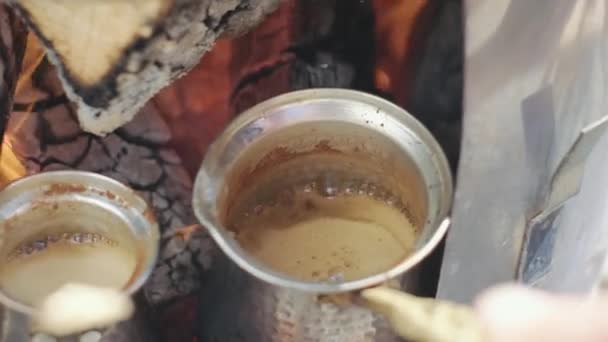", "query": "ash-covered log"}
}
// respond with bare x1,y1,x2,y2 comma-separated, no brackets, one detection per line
8,0,280,136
